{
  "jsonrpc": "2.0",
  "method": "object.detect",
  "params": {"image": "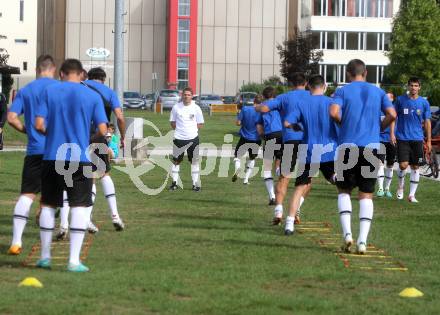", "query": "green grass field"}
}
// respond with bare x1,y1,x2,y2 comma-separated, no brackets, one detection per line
1,116,440,314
